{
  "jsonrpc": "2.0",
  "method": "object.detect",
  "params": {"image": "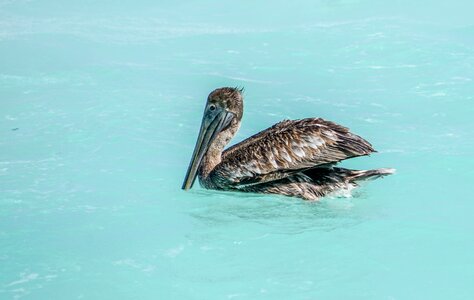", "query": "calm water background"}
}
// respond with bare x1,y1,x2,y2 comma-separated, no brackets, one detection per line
1,0,474,299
